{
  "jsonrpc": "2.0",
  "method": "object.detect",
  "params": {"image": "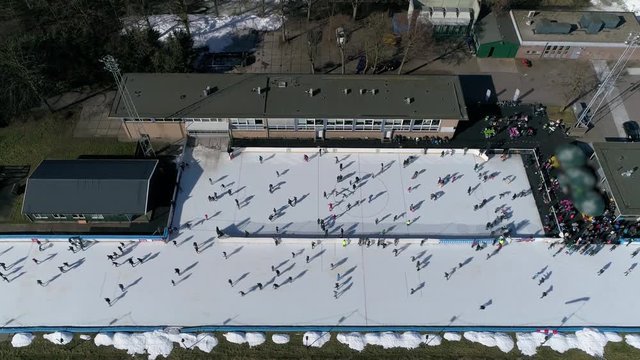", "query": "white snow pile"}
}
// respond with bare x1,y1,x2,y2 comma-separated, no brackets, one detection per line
223,332,265,347
542,328,613,357
626,334,640,349
124,14,283,52
365,332,423,349
337,333,367,351
272,334,290,344
605,332,623,343
43,332,74,345
11,333,34,347
444,332,462,341
464,332,514,353
303,332,331,348
422,334,442,346
515,332,546,356
94,331,217,359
